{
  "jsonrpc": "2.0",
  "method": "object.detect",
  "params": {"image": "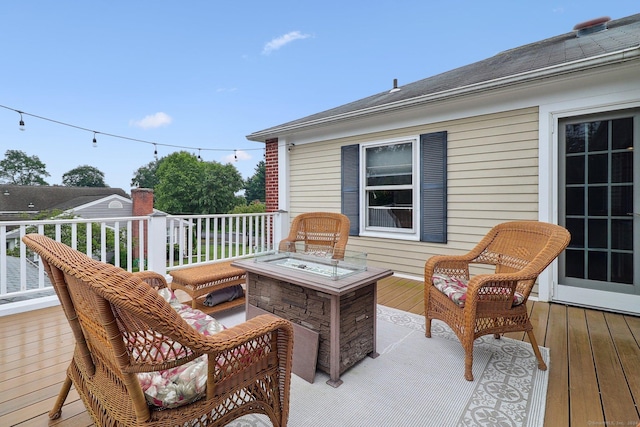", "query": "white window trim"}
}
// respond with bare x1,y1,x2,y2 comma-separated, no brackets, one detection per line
359,136,420,241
